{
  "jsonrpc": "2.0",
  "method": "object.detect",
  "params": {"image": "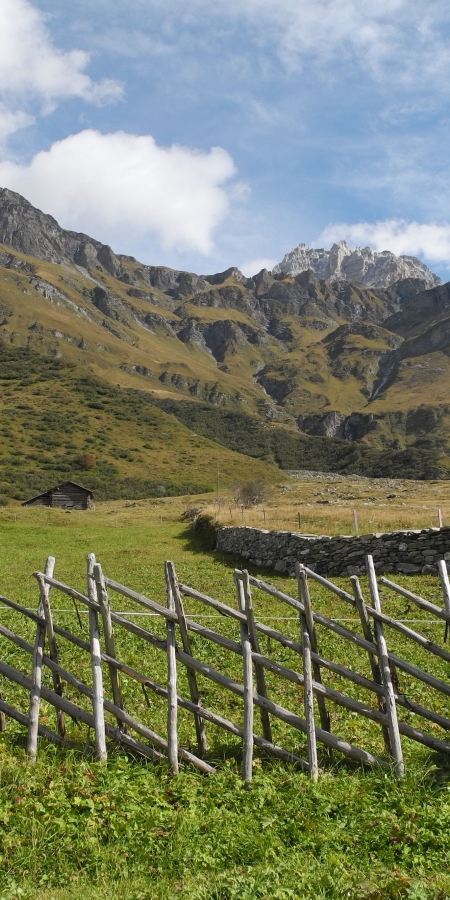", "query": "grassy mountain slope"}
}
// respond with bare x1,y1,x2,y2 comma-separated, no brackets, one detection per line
0,342,442,506
0,345,281,502
2,189,450,484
